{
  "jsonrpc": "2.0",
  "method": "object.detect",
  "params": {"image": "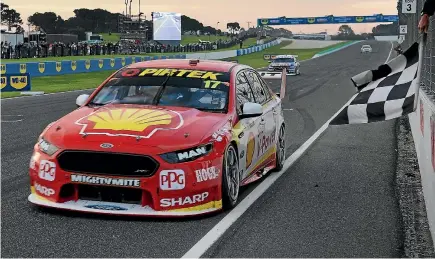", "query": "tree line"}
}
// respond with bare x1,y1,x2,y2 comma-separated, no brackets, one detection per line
1,2,401,41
